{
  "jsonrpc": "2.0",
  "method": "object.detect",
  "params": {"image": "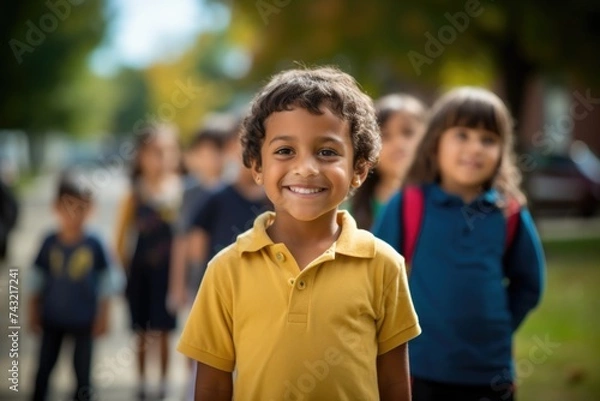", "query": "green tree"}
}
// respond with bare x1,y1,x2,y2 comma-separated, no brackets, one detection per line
0,1,106,135
226,0,600,140
110,68,151,136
